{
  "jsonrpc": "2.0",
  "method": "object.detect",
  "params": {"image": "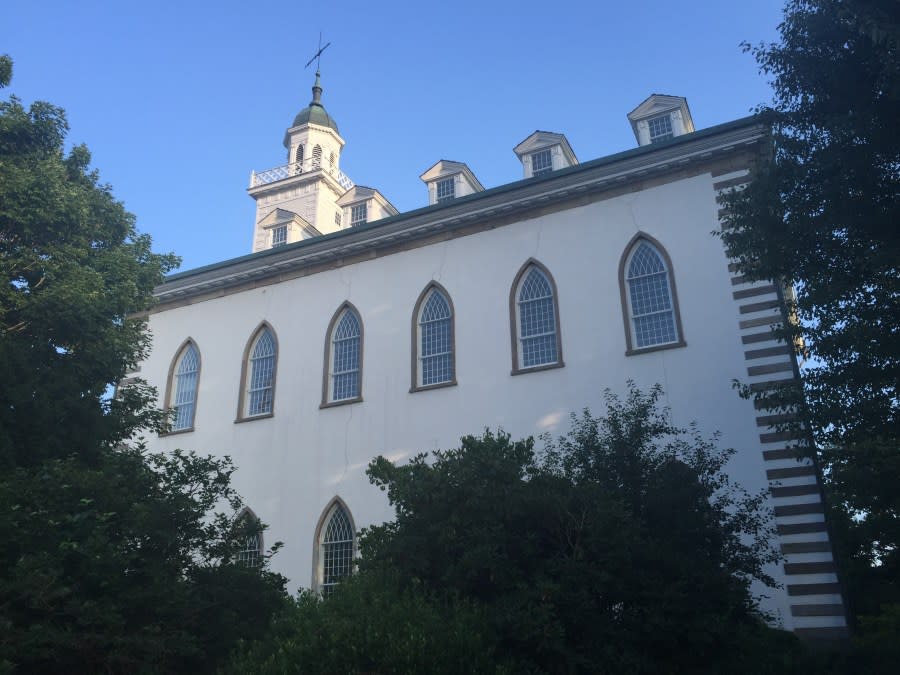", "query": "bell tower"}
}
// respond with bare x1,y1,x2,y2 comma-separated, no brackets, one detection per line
247,70,354,252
